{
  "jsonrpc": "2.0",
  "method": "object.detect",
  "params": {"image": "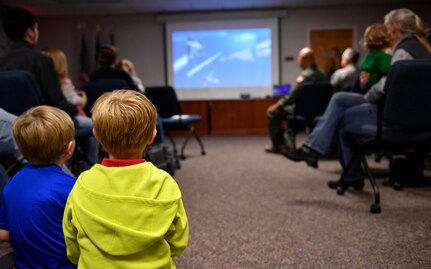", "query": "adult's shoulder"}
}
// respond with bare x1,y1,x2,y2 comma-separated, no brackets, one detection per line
395,34,431,59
